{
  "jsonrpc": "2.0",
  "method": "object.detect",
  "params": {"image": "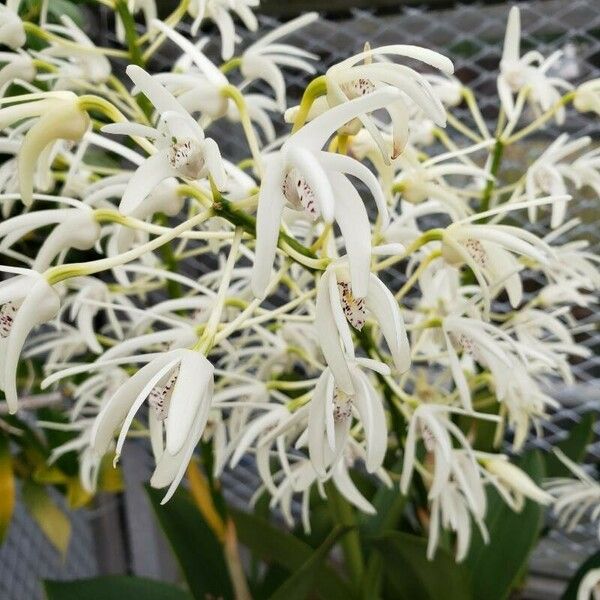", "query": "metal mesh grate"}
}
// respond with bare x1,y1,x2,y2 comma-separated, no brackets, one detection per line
0,486,98,600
